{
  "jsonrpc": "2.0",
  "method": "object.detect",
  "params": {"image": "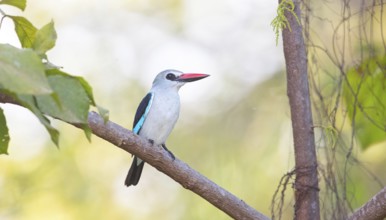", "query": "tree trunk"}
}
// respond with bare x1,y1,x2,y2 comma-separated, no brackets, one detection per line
280,0,320,219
